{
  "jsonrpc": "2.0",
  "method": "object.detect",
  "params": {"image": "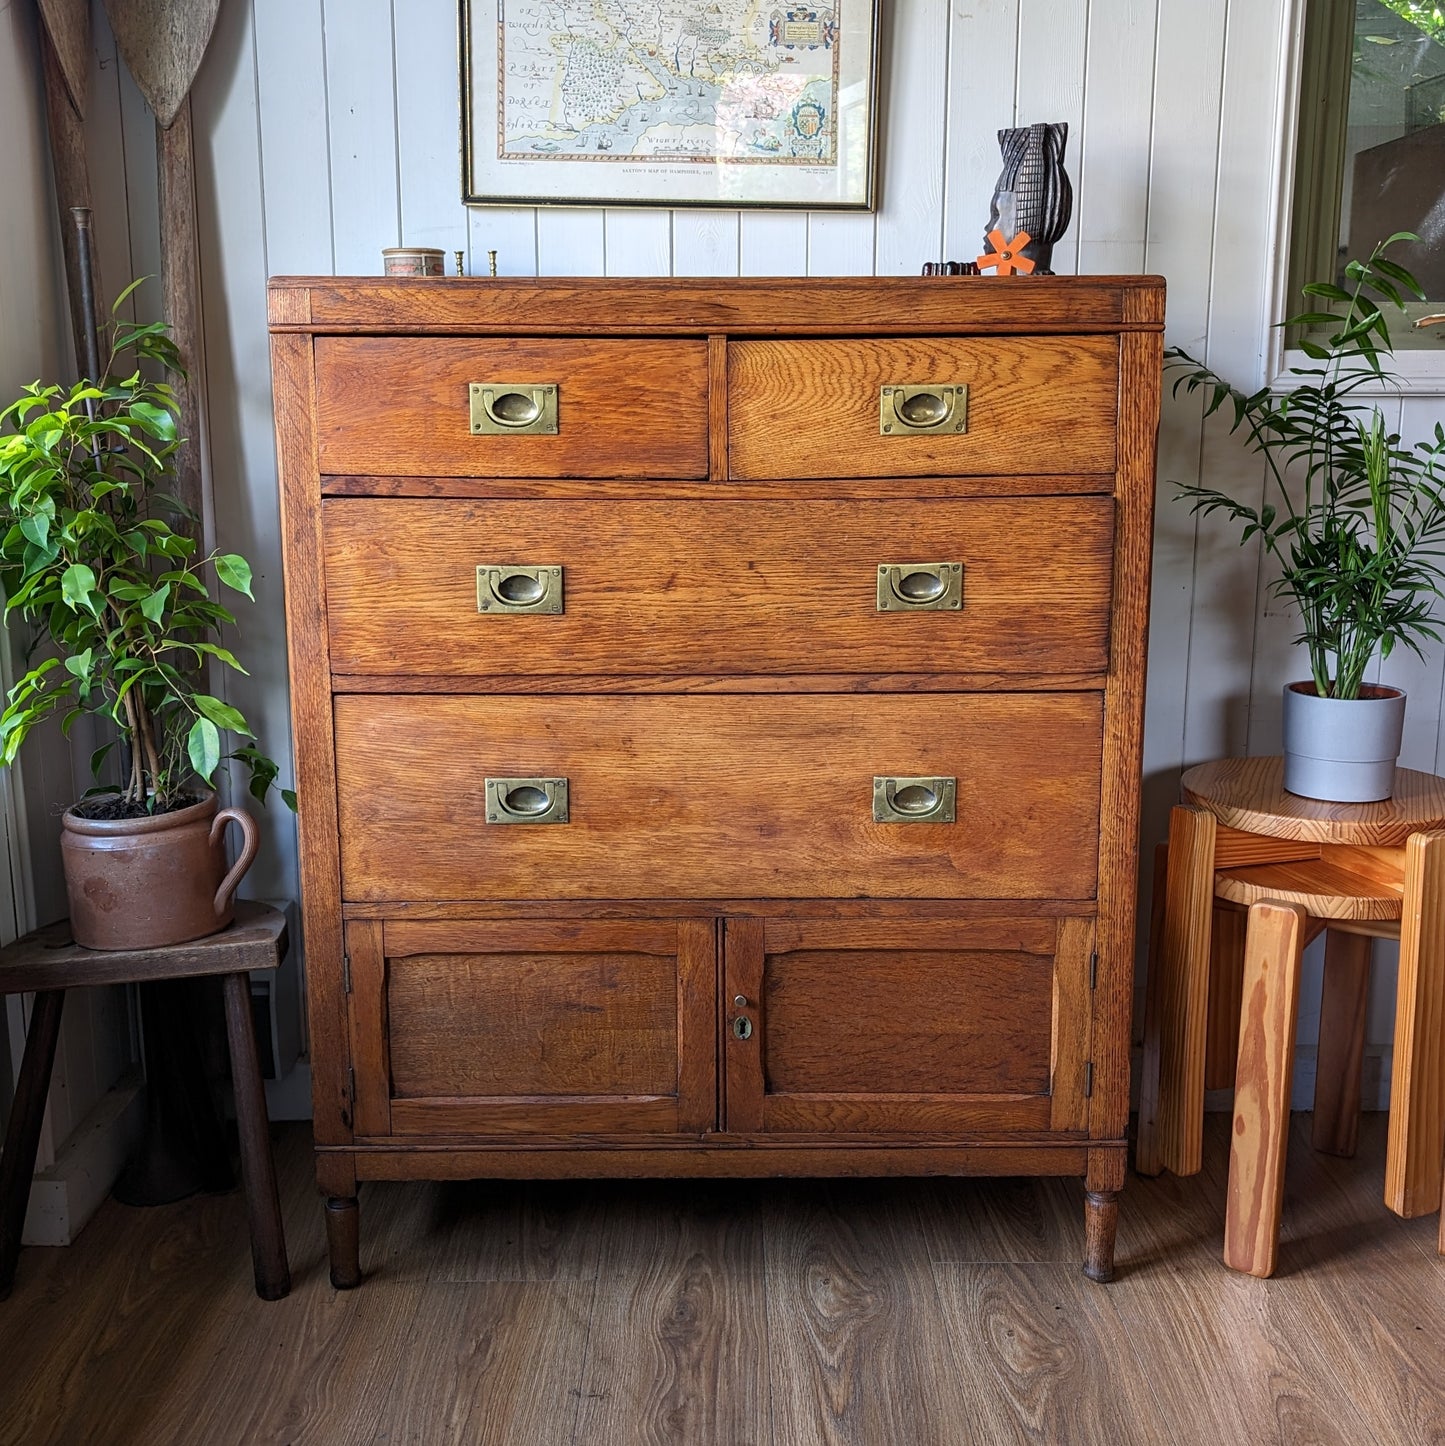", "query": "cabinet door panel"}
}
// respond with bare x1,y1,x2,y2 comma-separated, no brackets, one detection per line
723,915,1093,1137
347,917,716,1138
